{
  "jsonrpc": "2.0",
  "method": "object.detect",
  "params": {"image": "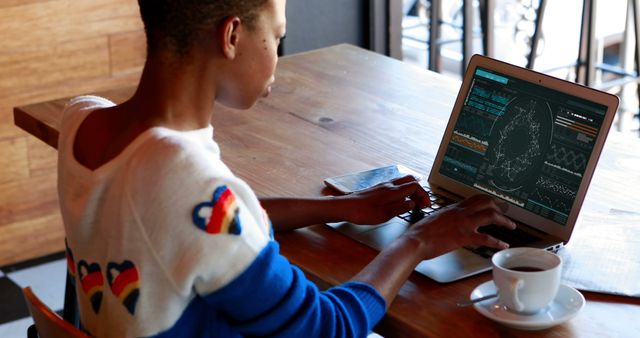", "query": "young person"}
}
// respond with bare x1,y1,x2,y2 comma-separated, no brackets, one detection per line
58,0,515,337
